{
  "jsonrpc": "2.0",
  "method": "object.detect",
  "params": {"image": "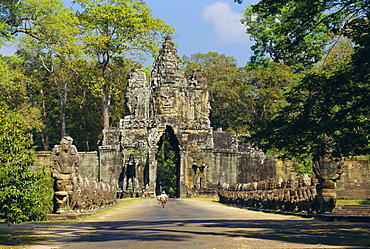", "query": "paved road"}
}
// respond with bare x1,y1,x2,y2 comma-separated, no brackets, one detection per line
25,199,370,248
